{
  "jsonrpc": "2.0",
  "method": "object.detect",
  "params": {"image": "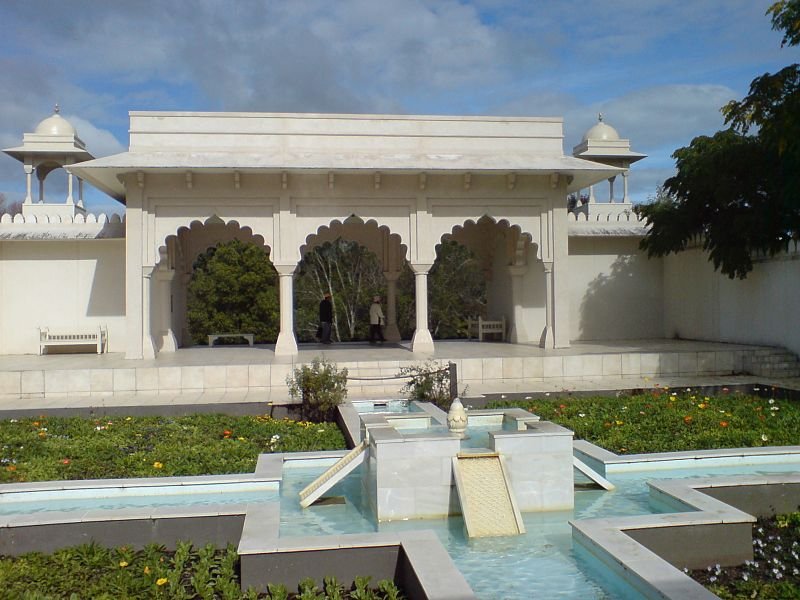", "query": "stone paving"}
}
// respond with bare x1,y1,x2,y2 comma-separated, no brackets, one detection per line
0,338,796,411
